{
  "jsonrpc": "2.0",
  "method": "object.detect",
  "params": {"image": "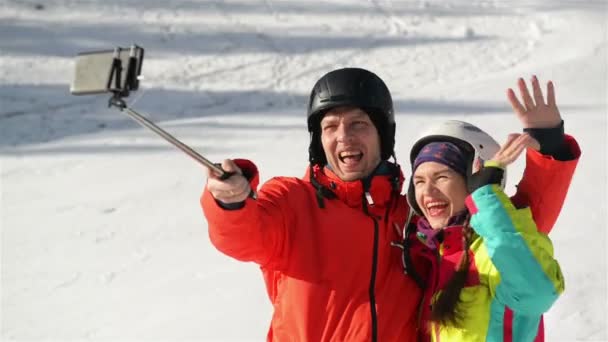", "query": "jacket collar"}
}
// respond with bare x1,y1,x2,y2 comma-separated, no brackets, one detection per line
415,211,468,253
305,161,404,209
